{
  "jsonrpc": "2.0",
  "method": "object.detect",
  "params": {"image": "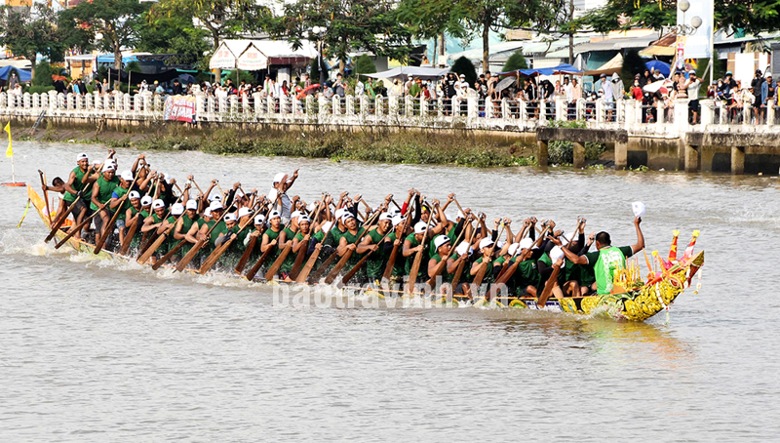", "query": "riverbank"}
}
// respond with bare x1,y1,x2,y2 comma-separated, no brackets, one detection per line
13,118,612,168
